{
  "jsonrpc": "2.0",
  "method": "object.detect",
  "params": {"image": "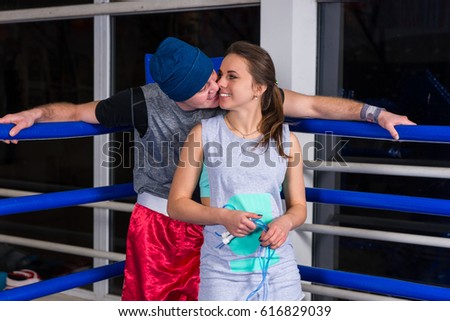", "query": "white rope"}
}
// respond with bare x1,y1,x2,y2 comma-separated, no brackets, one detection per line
0,234,126,261
304,161,450,179
298,223,450,249
301,283,407,301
